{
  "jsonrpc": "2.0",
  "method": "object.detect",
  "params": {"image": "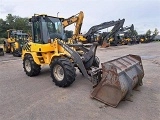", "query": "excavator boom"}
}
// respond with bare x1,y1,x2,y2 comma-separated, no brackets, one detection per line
84,19,124,39
94,19,125,47
62,11,84,40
